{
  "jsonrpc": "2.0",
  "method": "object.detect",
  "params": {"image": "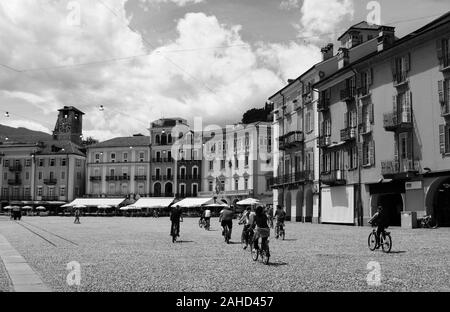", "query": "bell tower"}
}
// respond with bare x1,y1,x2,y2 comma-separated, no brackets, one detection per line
53,106,84,145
